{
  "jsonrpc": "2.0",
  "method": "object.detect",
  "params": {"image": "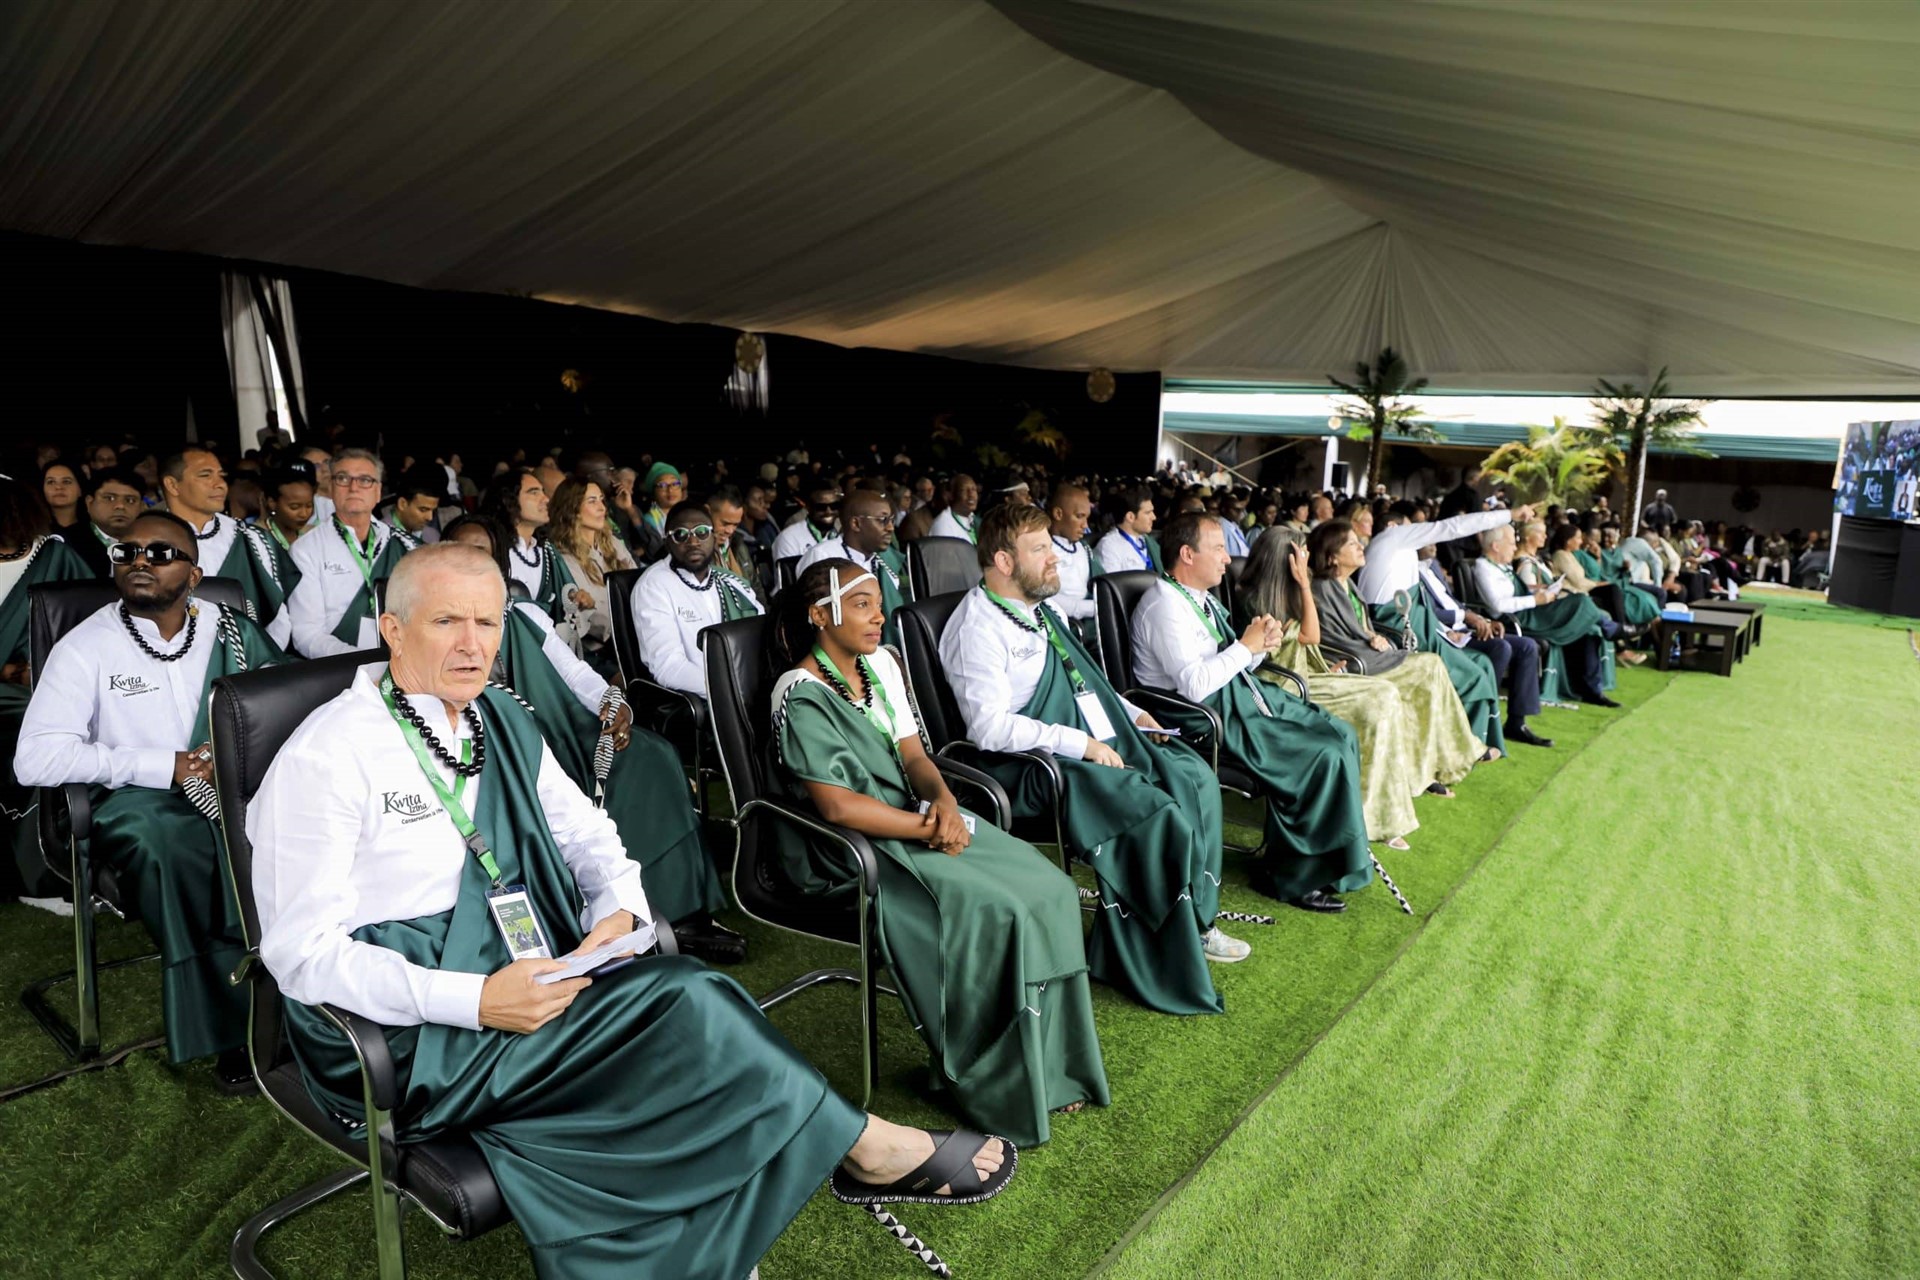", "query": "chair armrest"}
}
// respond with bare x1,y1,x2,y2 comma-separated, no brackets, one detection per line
933,758,1012,828
318,1003,401,1115
735,797,881,898
1256,664,1312,705
652,917,679,956
1125,687,1221,772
